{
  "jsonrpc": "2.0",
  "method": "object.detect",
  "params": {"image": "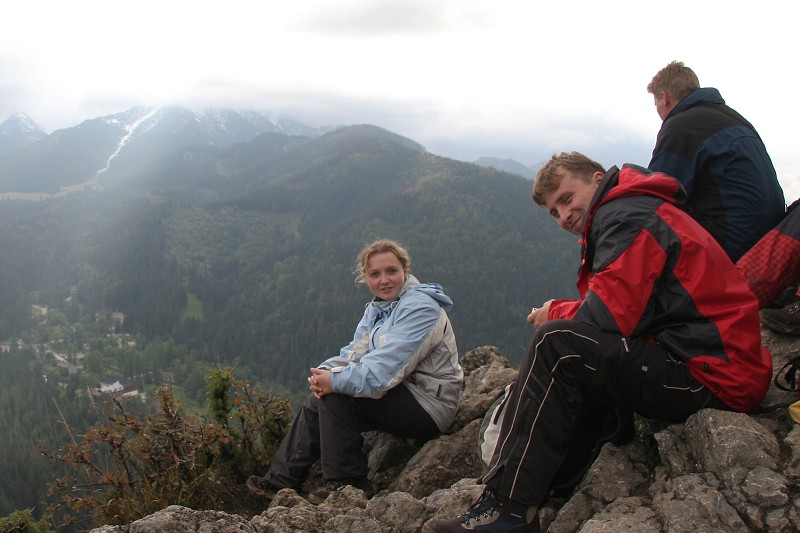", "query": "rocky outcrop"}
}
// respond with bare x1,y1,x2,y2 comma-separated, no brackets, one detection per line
91,333,800,532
